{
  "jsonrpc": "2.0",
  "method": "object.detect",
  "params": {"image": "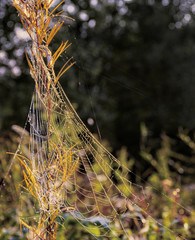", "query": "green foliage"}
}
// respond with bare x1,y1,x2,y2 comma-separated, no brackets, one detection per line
1,126,195,239
0,131,26,240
